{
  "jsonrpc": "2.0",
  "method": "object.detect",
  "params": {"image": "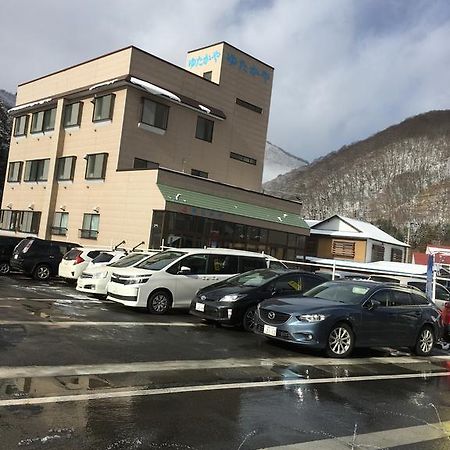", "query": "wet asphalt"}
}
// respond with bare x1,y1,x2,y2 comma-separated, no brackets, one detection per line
0,274,449,449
